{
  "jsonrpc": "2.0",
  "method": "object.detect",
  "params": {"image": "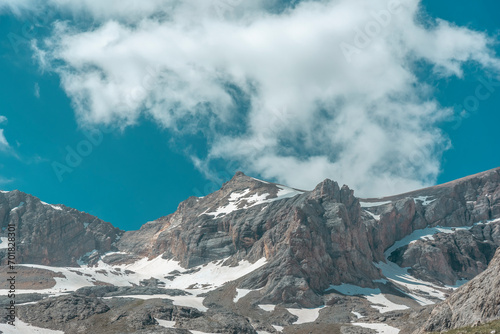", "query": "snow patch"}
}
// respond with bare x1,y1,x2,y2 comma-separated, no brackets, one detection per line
156,318,176,328
203,185,303,218
286,307,323,324
413,196,436,206
11,202,24,211
272,325,284,332
352,311,364,319
0,319,64,333
1,256,267,314
360,201,392,208
326,284,409,313
41,201,63,211
352,323,400,334
258,304,276,312
251,177,270,184
0,237,9,249
234,288,254,303
365,210,381,221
